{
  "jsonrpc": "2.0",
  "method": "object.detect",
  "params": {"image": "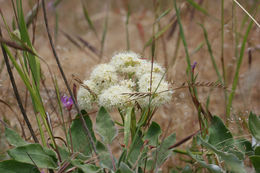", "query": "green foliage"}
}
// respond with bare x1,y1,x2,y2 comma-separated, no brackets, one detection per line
199,25,223,84
187,150,223,173
154,133,176,168
128,131,144,165
95,140,115,170
144,21,174,49
248,112,260,141
186,0,209,16
124,107,133,146
56,146,70,162
198,136,246,173
226,18,254,117
0,160,40,173
208,116,234,150
71,159,101,173
247,112,260,172
143,121,162,146
16,0,41,86
81,1,97,37
96,107,117,144
249,155,260,173
174,0,192,77
70,111,96,156
117,162,134,173
7,144,57,169
255,146,260,155
5,126,28,147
